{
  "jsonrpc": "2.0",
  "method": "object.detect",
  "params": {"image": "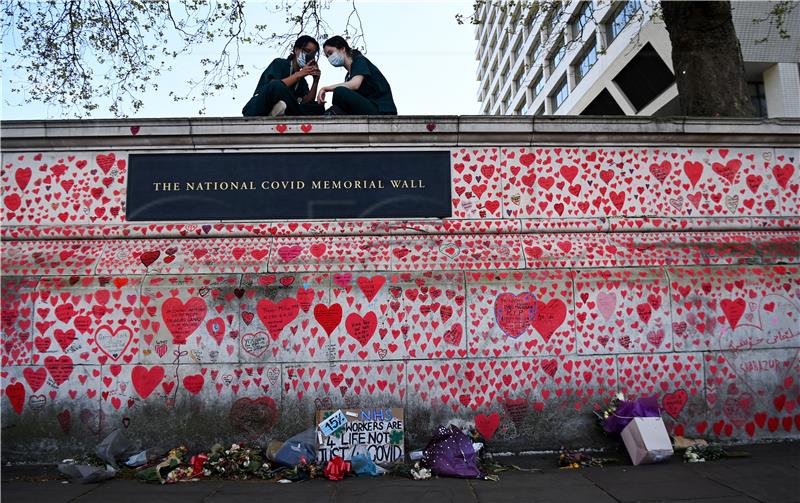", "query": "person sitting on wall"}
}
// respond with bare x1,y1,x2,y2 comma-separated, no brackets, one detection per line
242,35,324,117
316,36,397,116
